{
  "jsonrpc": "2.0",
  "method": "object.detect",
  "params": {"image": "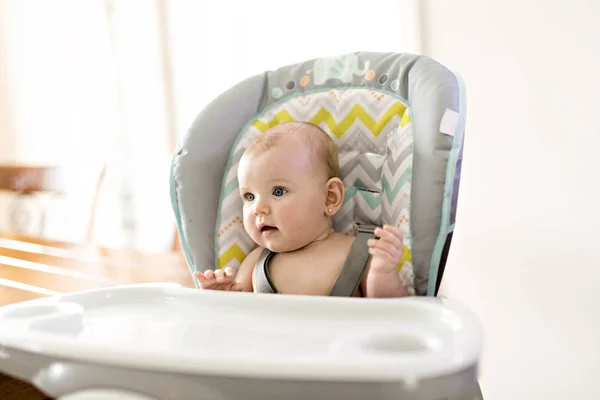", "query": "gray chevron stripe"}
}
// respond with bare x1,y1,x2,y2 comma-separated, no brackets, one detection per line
382,207,403,227
334,92,402,118
388,132,413,155
382,200,409,226
337,127,388,154
333,207,358,229
383,164,412,191
232,132,260,154
340,157,384,182
220,199,243,220
230,147,246,163
225,149,248,180
231,146,245,160
336,125,381,150
384,181,411,208
385,146,414,171
355,129,389,153
359,100,405,121
335,201,382,228
354,204,382,226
